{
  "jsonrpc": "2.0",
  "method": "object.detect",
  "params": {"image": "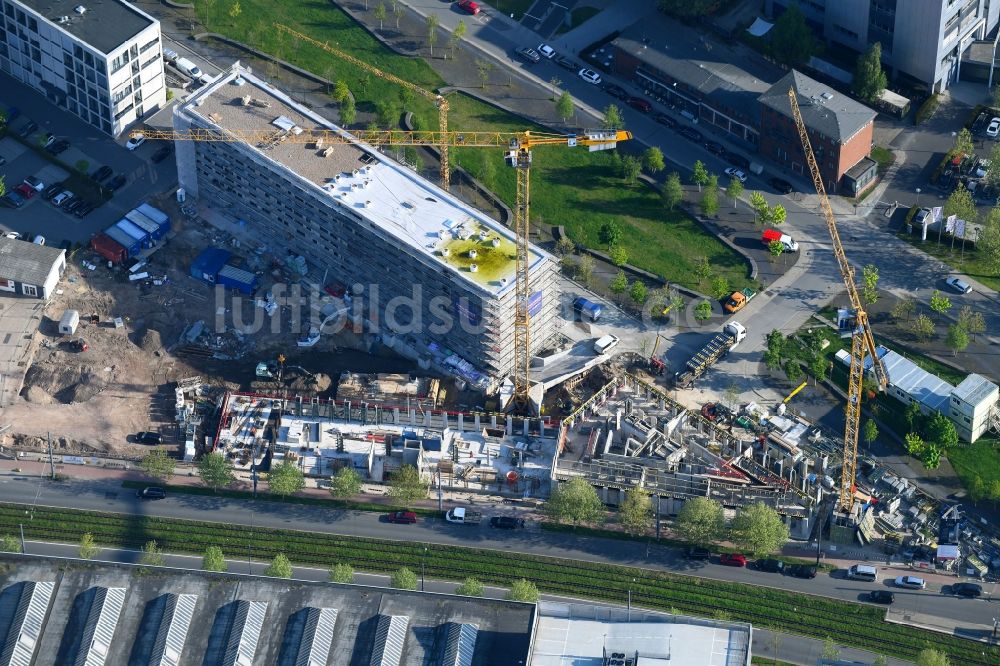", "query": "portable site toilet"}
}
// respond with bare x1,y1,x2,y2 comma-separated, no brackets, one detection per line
58,309,80,335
